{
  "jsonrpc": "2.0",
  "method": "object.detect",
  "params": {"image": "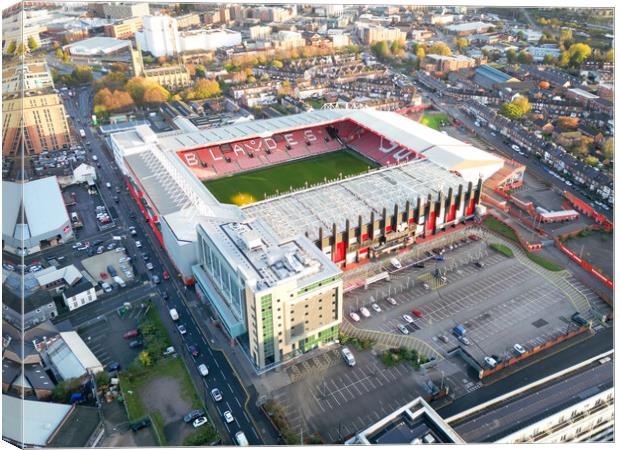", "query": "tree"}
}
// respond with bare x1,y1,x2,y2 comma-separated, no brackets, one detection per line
538,80,550,90
559,28,573,45
390,39,405,56
138,351,152,367
143,85,170,104
415,46,426,62
5,40,16,54
27,36,38,50
566,43,592,67
506,48,518,64
518,50,533,64
602,138,614,160
52,378,82,403
584,156,599,166
558,50,571,67
195,64,207,78
371,40,390,60
500,95,531,121
93,71,128,92
542,54,556,65
55,48,64,60
455,37,468,53
71,65,93,84
271,59,283,69
428,42,451,56
557,116,579,130
95,371,111,388
182,78,221,100
94,87,135,113
16,43,27,56
604,48,614,63
52,40,60,50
